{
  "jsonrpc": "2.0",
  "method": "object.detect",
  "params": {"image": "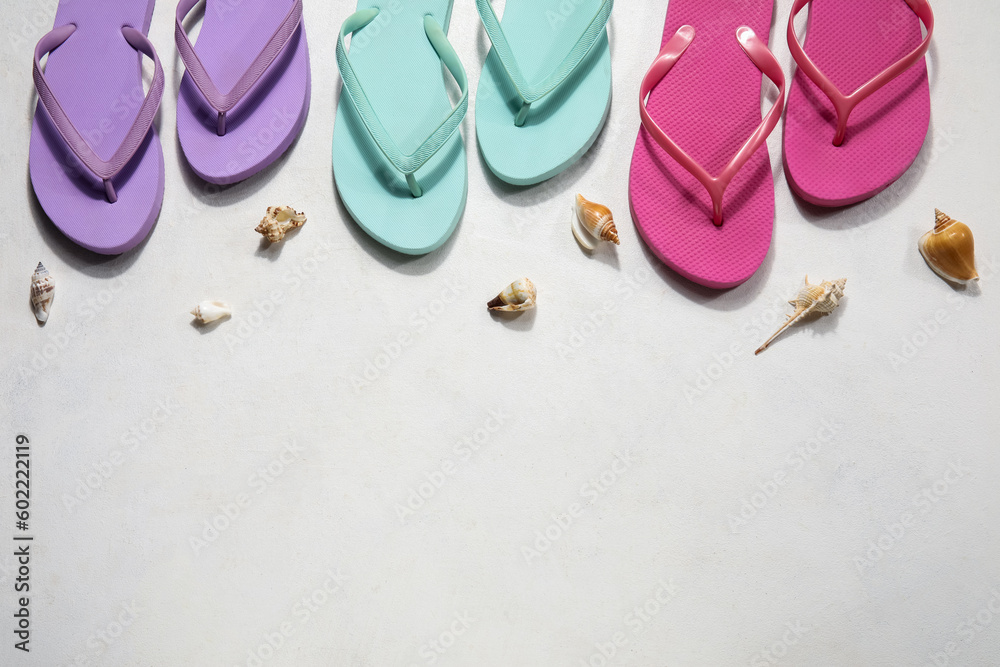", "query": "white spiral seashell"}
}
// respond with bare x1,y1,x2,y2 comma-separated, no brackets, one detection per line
487,278,537,312
30,262,55,323
190,301,233,324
